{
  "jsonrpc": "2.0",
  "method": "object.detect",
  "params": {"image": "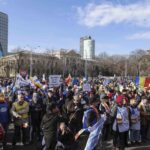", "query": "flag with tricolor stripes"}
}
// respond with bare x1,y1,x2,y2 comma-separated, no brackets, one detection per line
144,77,150,91
139,76,146,88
